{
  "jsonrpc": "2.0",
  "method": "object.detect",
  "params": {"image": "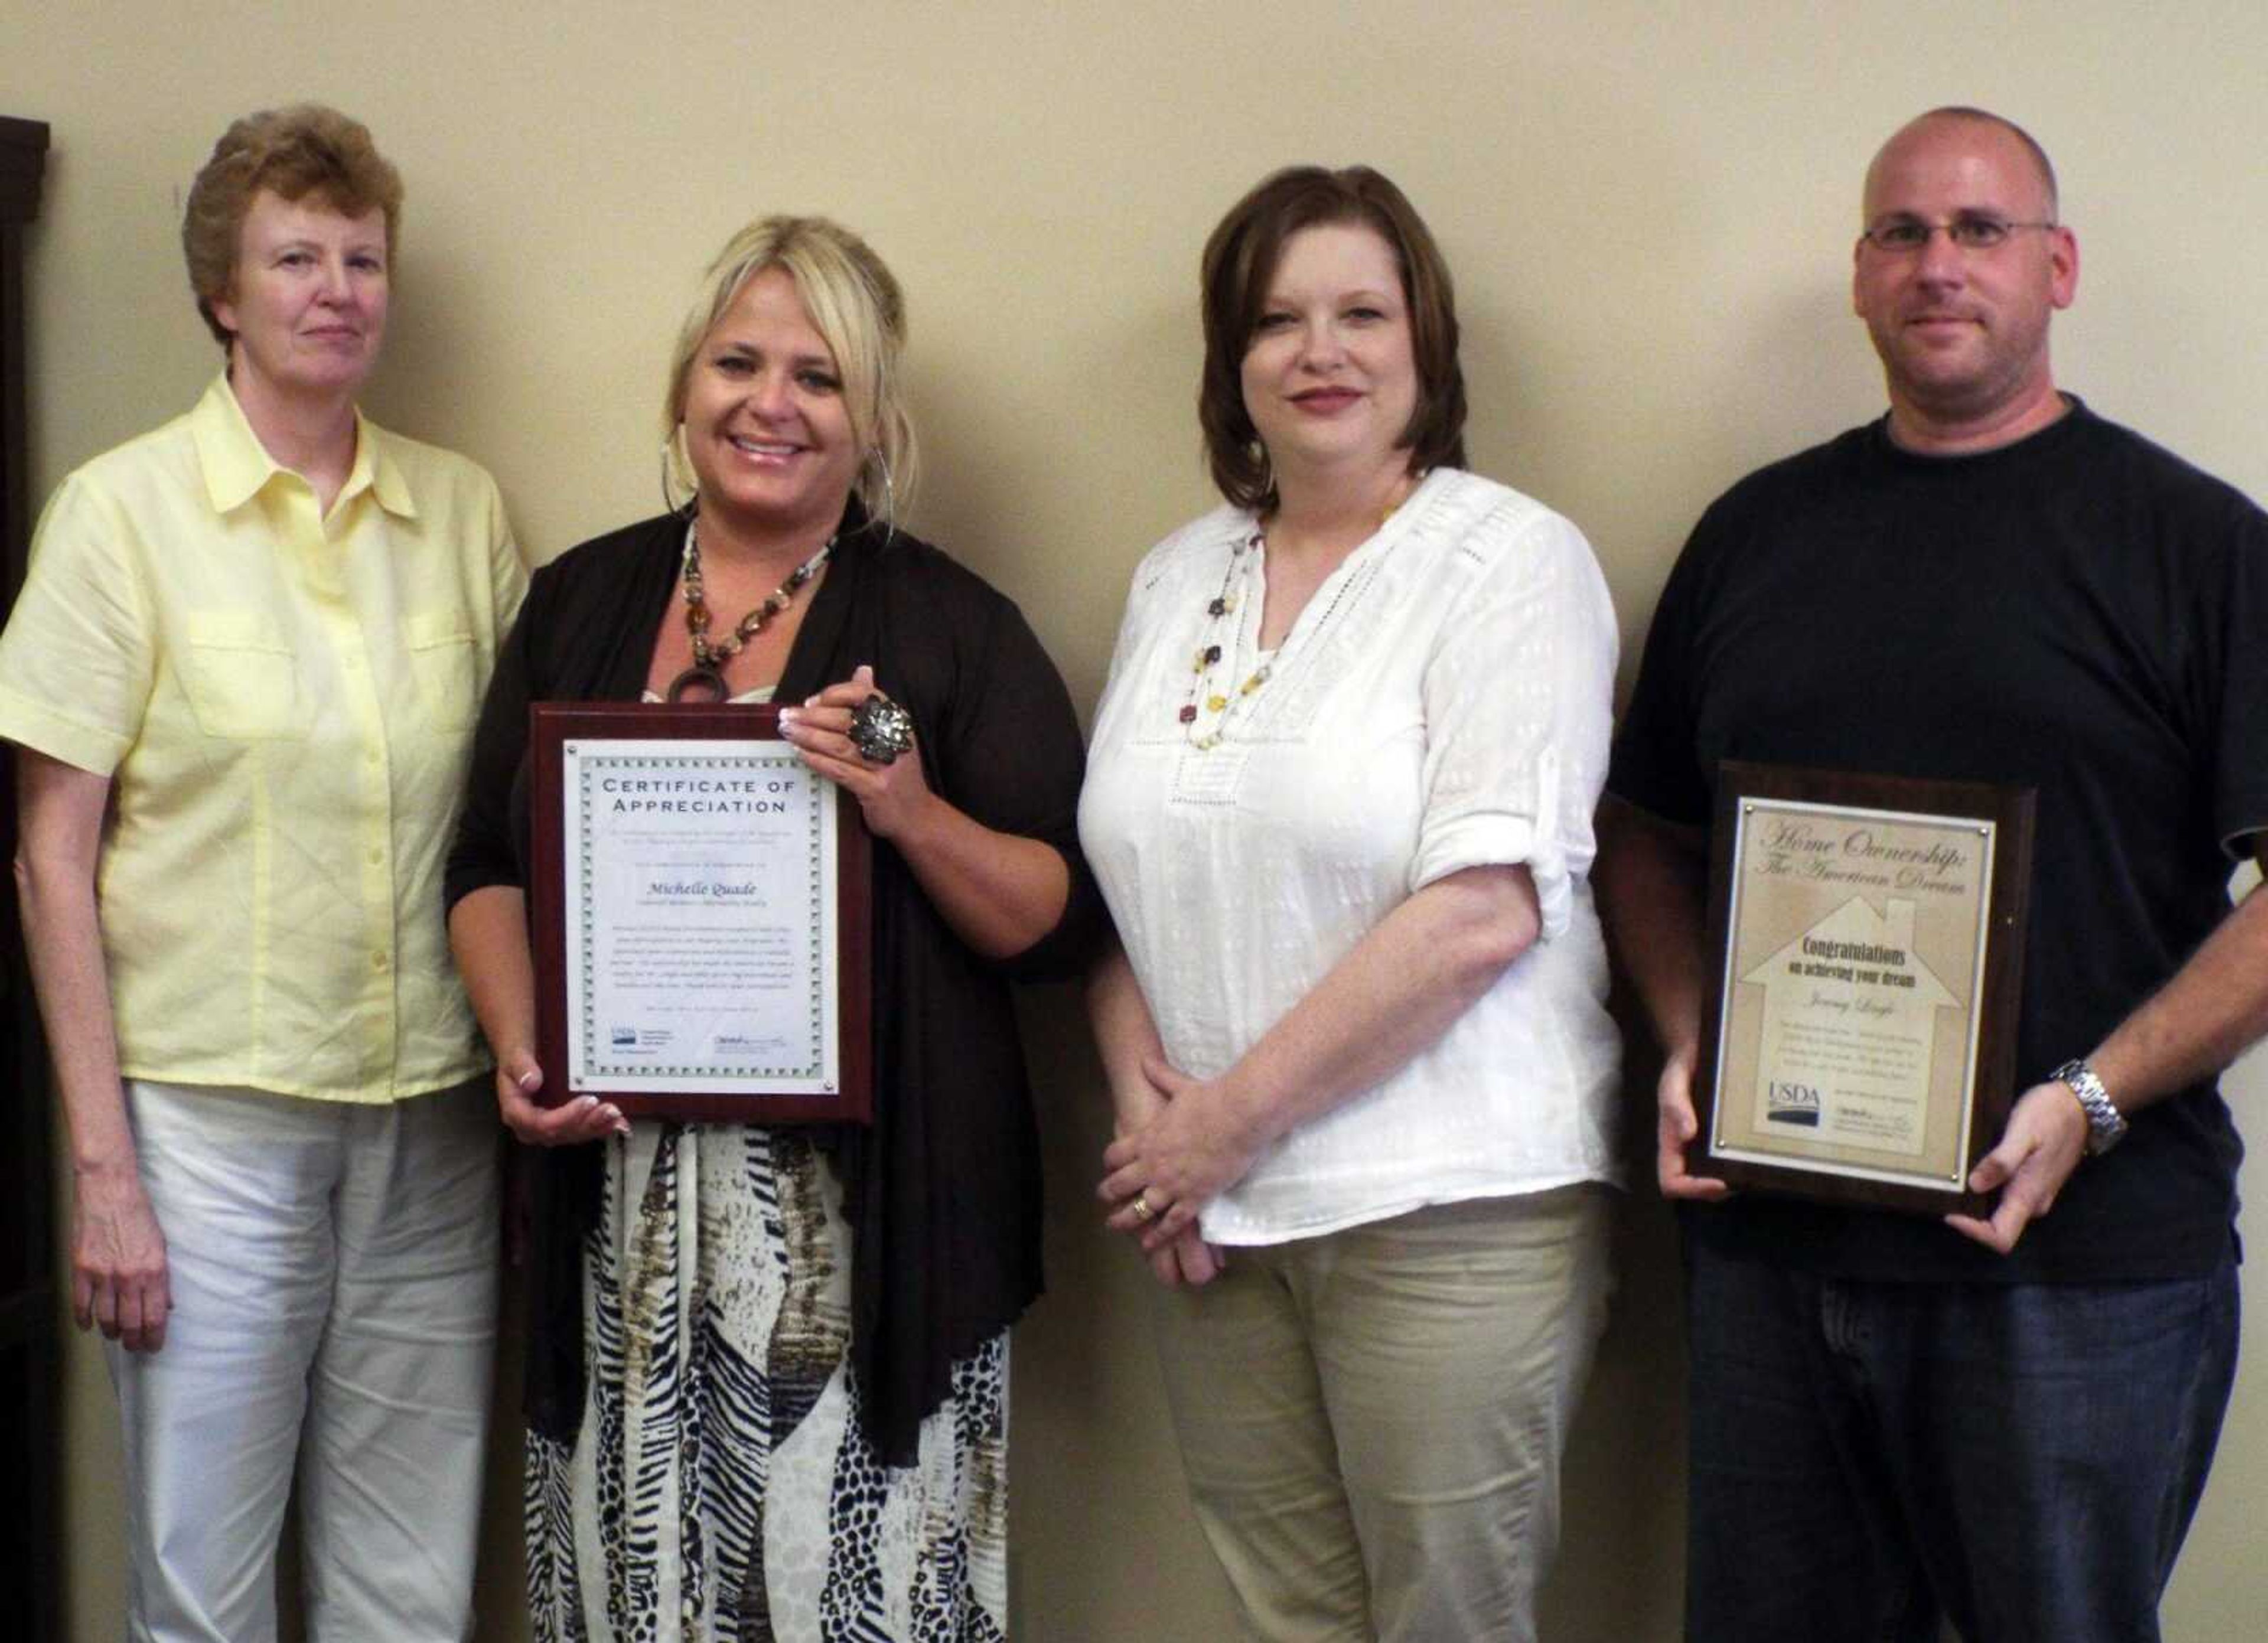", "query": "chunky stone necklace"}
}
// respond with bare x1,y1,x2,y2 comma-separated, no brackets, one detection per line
665,520,833,703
